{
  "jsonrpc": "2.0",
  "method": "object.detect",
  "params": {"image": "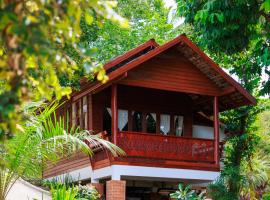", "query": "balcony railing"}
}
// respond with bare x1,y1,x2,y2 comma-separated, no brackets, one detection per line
117,131,215,163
